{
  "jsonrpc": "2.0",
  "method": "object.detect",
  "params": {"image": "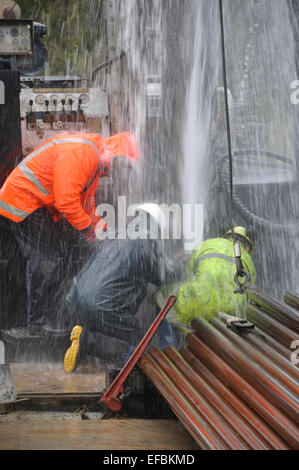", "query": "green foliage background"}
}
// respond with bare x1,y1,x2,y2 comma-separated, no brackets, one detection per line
18,0,105,75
